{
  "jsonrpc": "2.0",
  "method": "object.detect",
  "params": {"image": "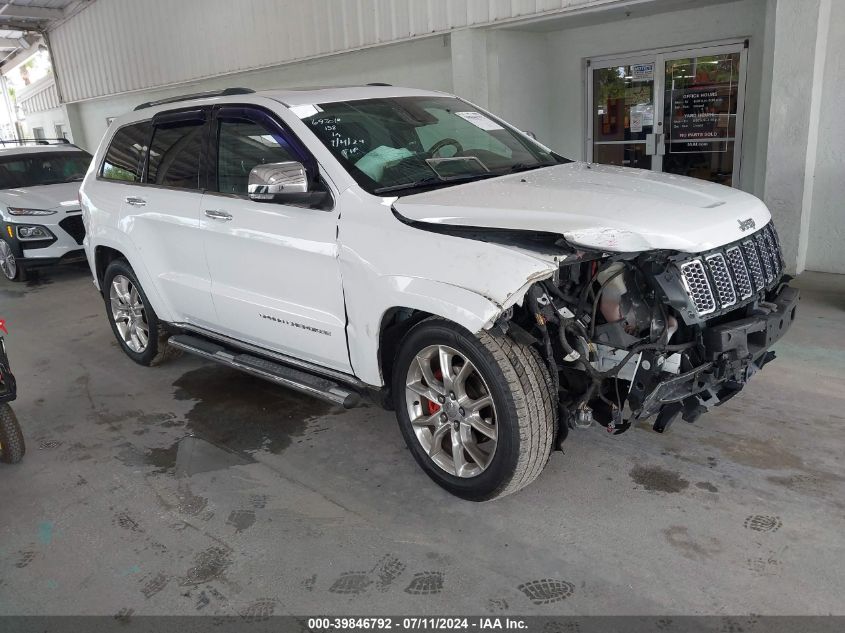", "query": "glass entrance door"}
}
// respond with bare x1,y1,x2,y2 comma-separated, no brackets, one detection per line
590,58,656,171
588,43,747,186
